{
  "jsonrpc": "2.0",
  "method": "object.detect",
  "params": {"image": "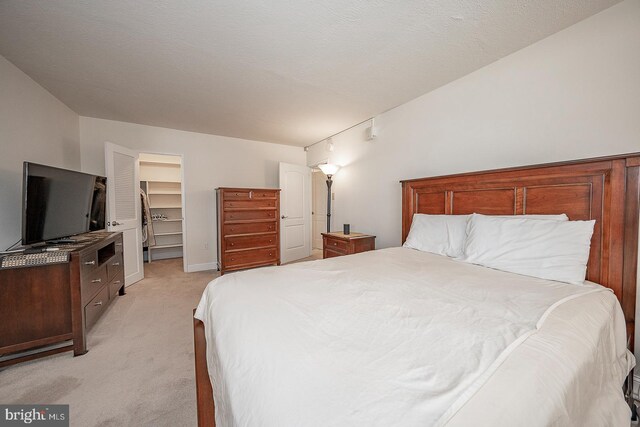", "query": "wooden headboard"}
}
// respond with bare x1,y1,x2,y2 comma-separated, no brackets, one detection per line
401,153,640,346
